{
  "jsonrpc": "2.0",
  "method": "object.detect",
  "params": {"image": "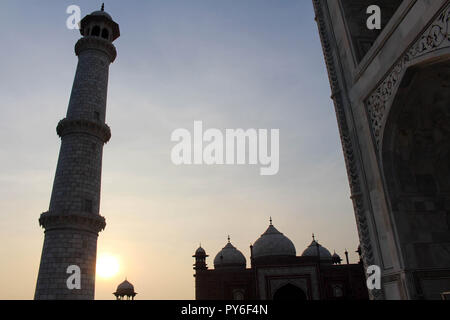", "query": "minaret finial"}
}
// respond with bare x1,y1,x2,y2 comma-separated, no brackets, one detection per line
101,3,105,11
269,217,273,225
227,235,231,243
312,233,315,241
